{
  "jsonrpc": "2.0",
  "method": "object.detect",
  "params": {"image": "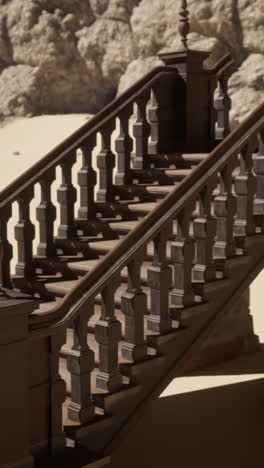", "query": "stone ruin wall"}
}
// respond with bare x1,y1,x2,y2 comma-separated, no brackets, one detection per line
0,0,262,124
